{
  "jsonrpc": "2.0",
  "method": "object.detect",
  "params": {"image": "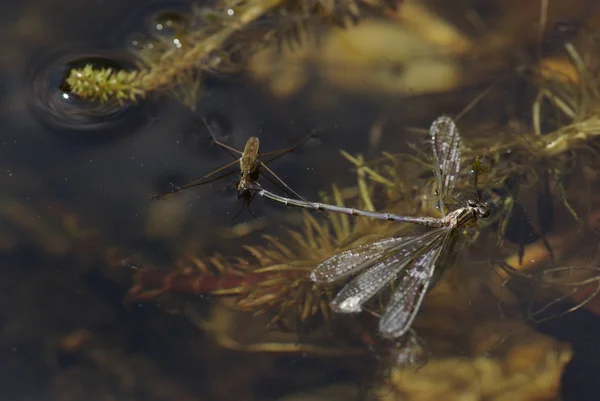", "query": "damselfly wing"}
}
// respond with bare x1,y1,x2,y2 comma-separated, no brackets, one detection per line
307,116,490,339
